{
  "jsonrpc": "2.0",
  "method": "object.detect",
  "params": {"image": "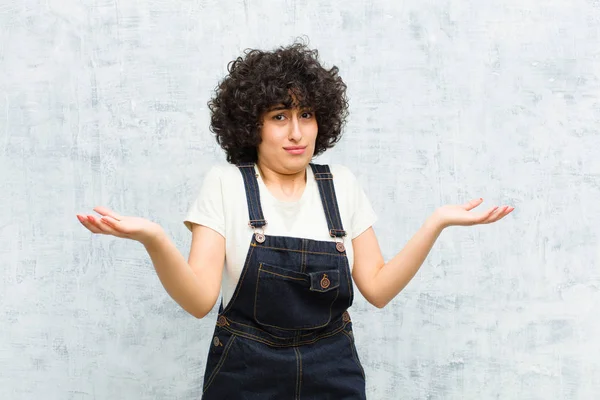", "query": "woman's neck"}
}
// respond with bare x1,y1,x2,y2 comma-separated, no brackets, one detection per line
256,162,307,202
